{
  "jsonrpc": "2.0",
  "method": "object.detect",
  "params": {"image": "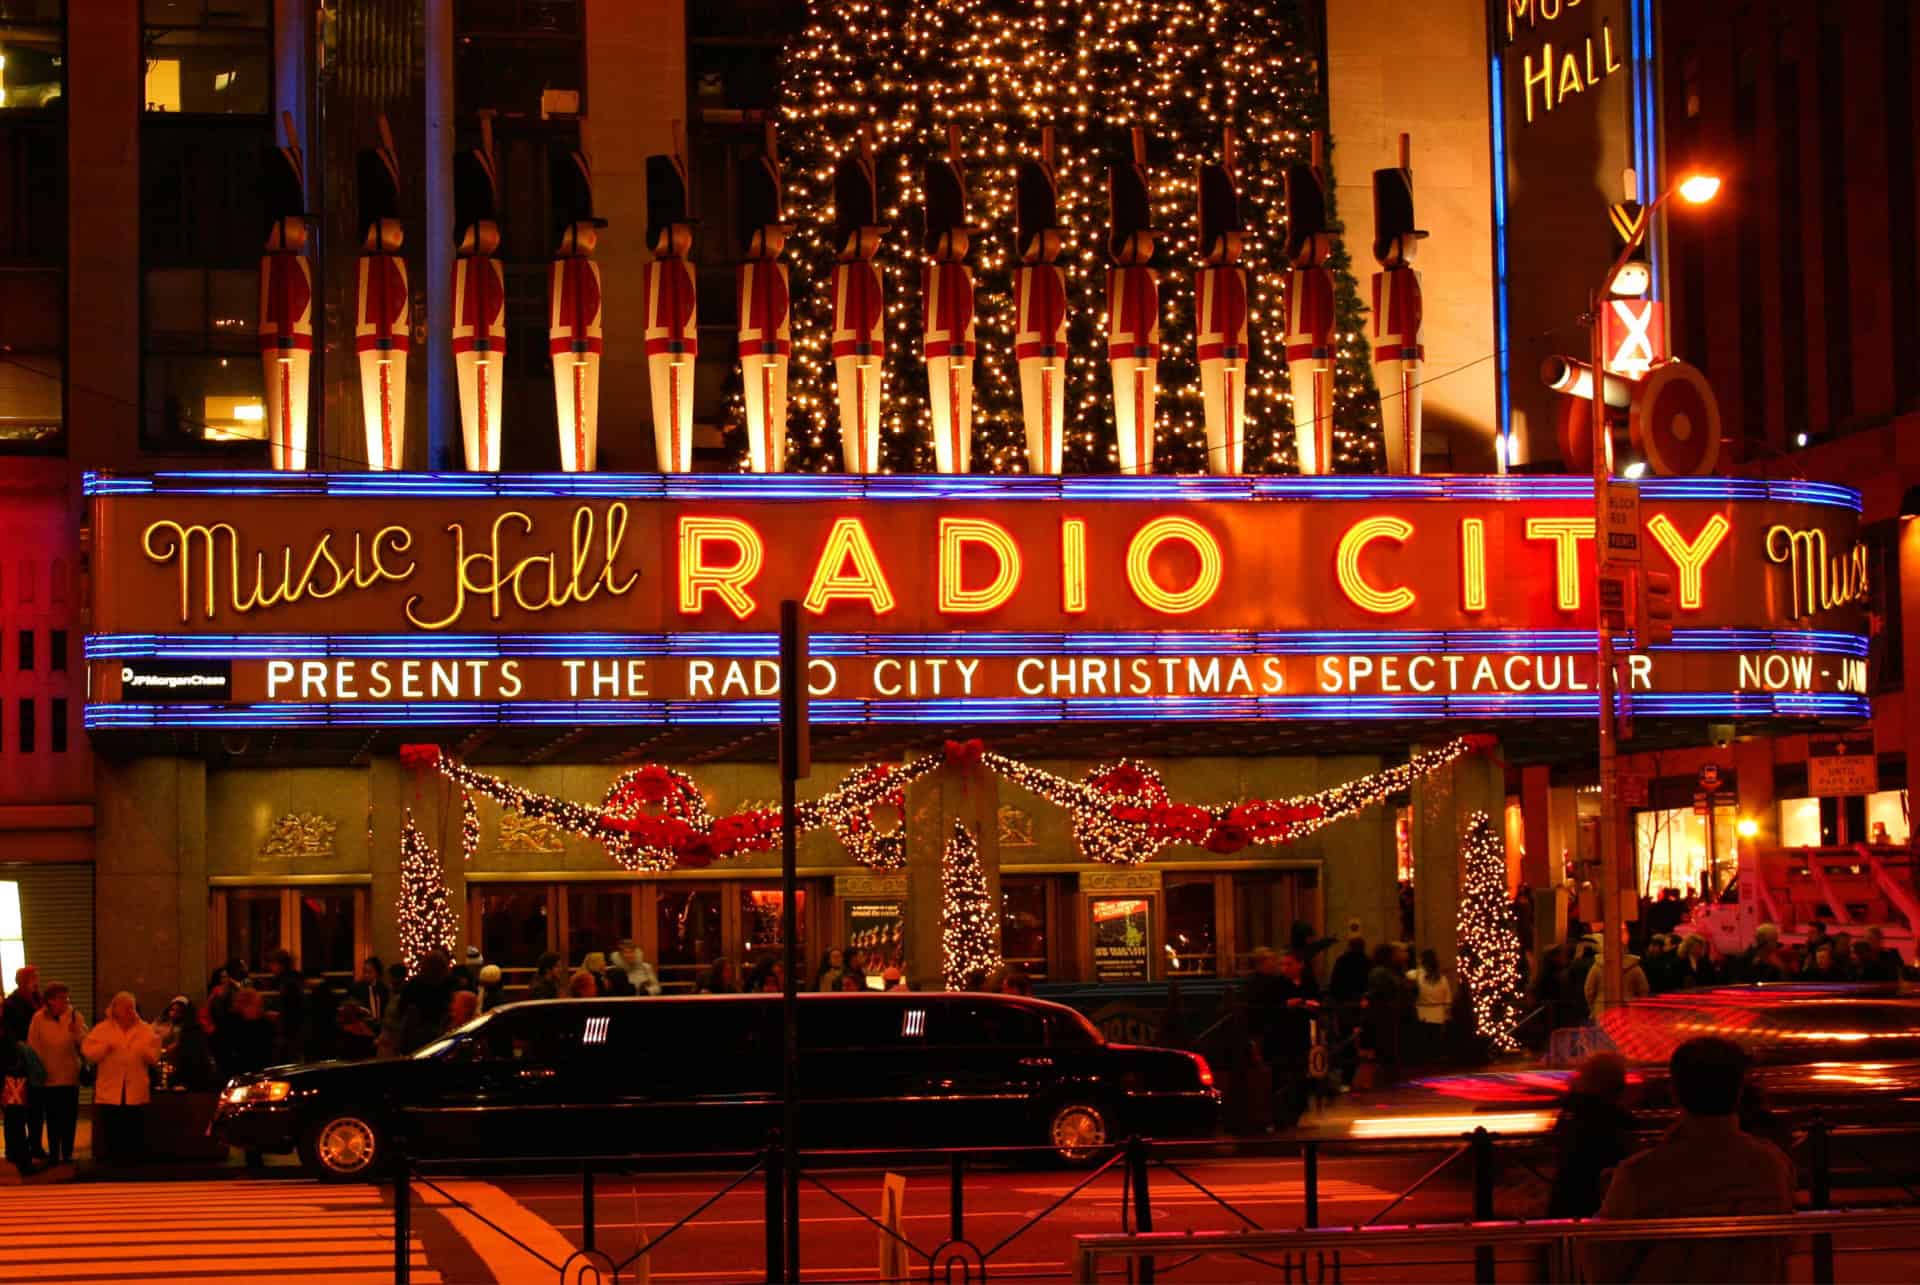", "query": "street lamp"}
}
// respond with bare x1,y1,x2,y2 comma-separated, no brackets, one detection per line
1590,171,1720,1008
